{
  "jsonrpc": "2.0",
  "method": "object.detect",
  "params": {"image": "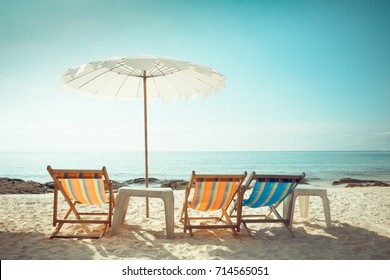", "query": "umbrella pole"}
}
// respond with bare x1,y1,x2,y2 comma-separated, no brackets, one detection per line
143,71,149,218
